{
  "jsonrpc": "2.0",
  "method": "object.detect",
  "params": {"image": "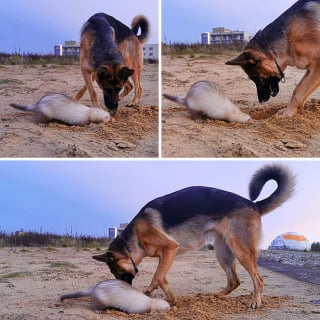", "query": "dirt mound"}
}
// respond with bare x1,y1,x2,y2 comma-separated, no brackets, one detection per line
109,294,291,320
1,248,318,320
0,63,158,157
162,54,320,157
